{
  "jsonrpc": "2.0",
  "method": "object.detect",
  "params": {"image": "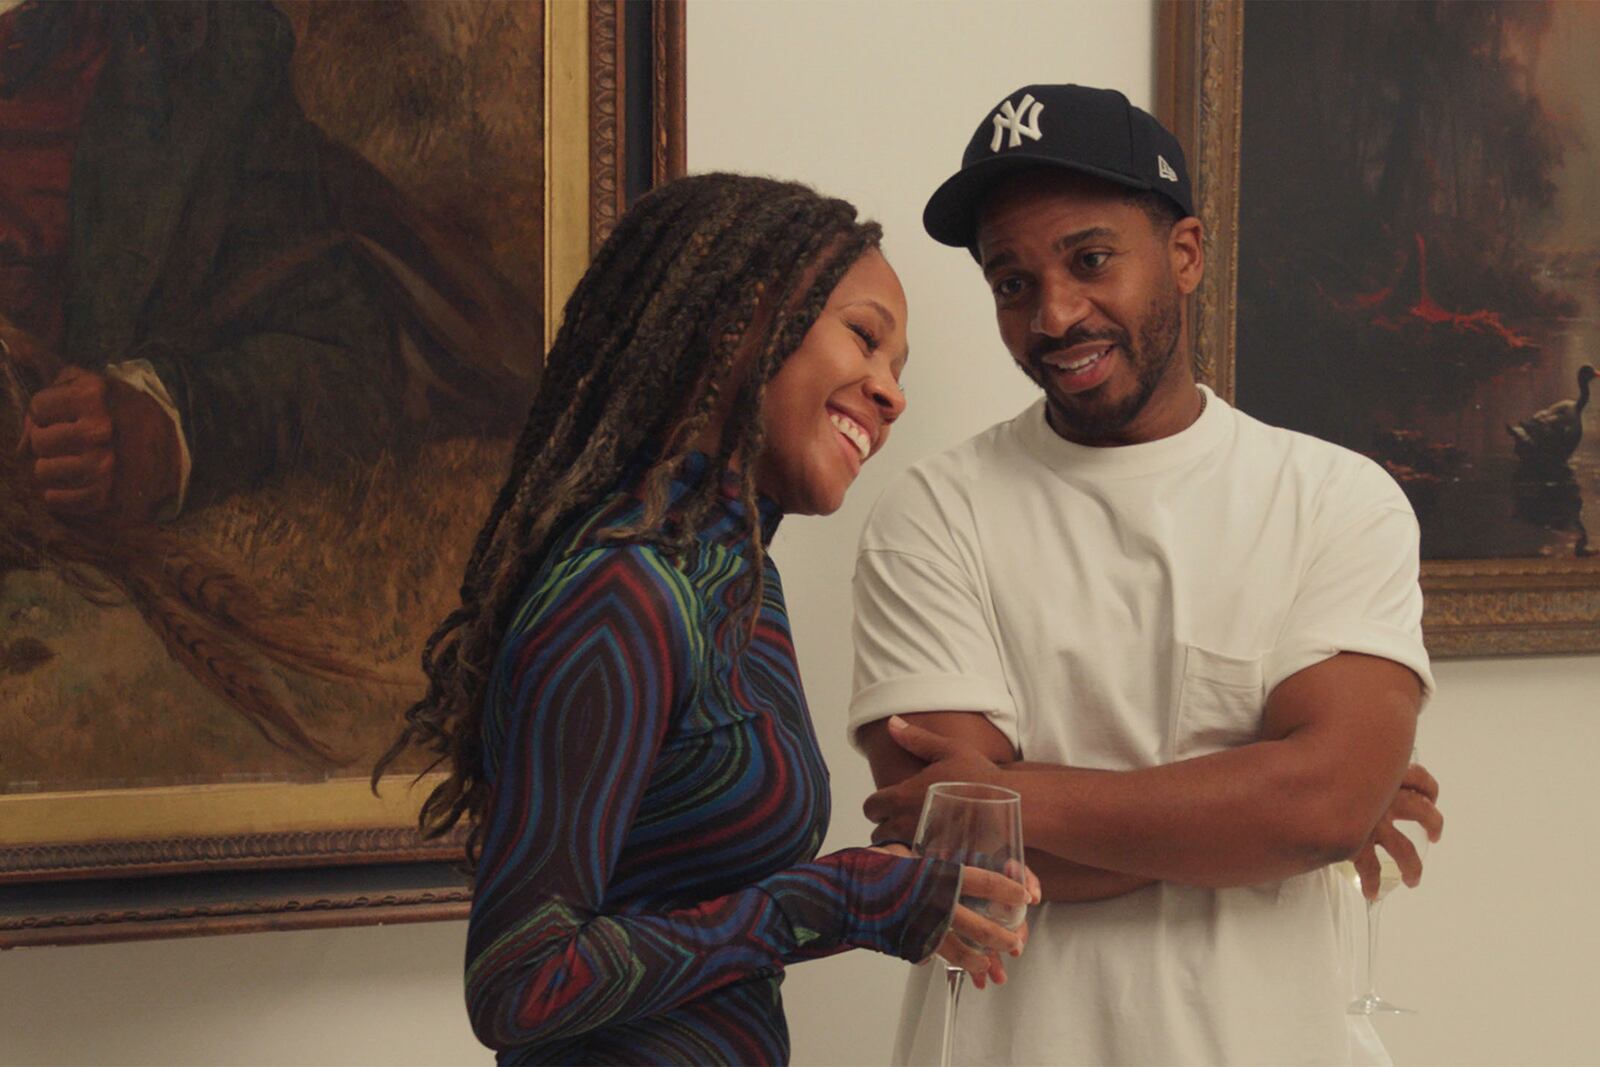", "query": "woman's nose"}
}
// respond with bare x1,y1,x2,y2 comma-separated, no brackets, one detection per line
869,371,907,423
